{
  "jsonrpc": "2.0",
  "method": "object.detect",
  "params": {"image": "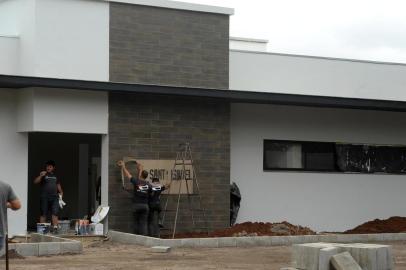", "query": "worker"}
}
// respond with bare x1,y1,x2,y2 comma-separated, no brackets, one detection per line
0,180,21,254
117,160,150,236
148,177,170,237
34,160,64,233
